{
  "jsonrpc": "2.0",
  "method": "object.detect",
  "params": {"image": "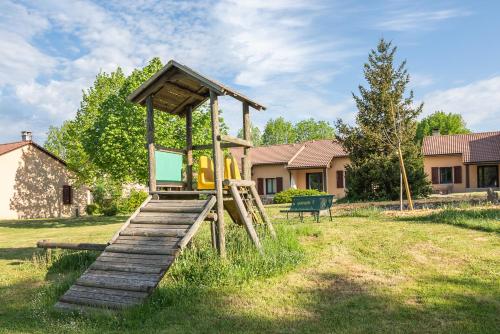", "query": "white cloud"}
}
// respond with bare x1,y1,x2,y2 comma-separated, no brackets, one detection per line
376,9,469,31
423,76,500,131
